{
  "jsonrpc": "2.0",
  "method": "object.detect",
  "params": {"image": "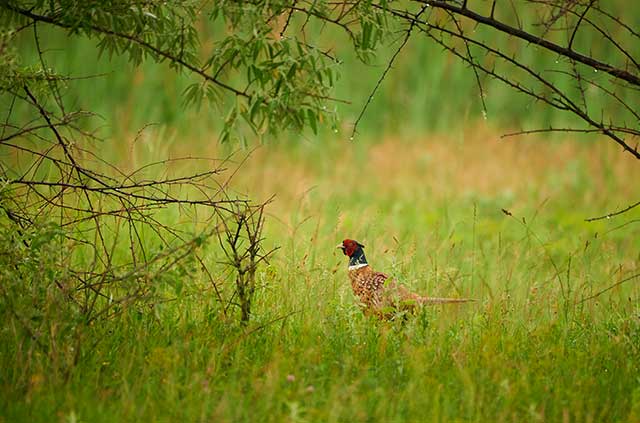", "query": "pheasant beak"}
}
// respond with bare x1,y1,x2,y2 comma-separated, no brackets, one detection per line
336,243,345,250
